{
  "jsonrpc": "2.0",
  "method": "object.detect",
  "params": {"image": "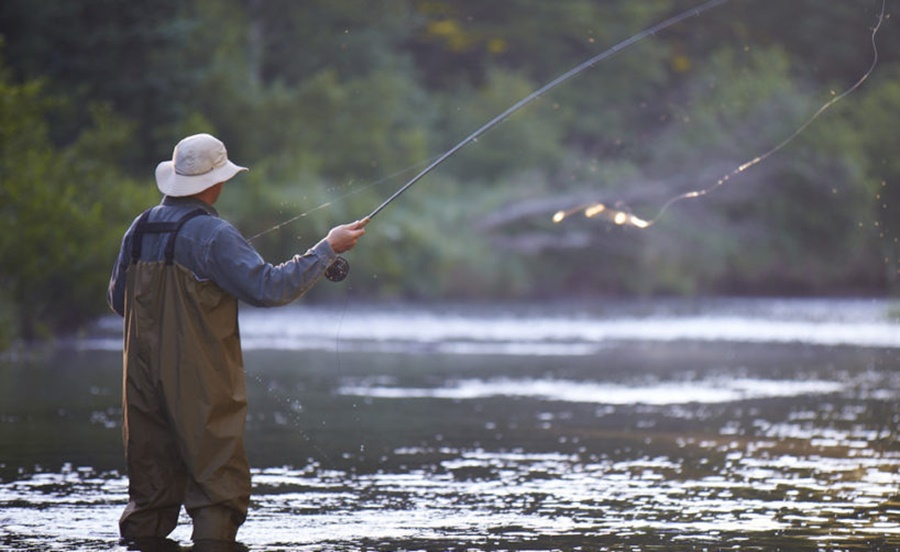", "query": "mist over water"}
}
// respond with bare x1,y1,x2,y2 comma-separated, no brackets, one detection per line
3,298,900,551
